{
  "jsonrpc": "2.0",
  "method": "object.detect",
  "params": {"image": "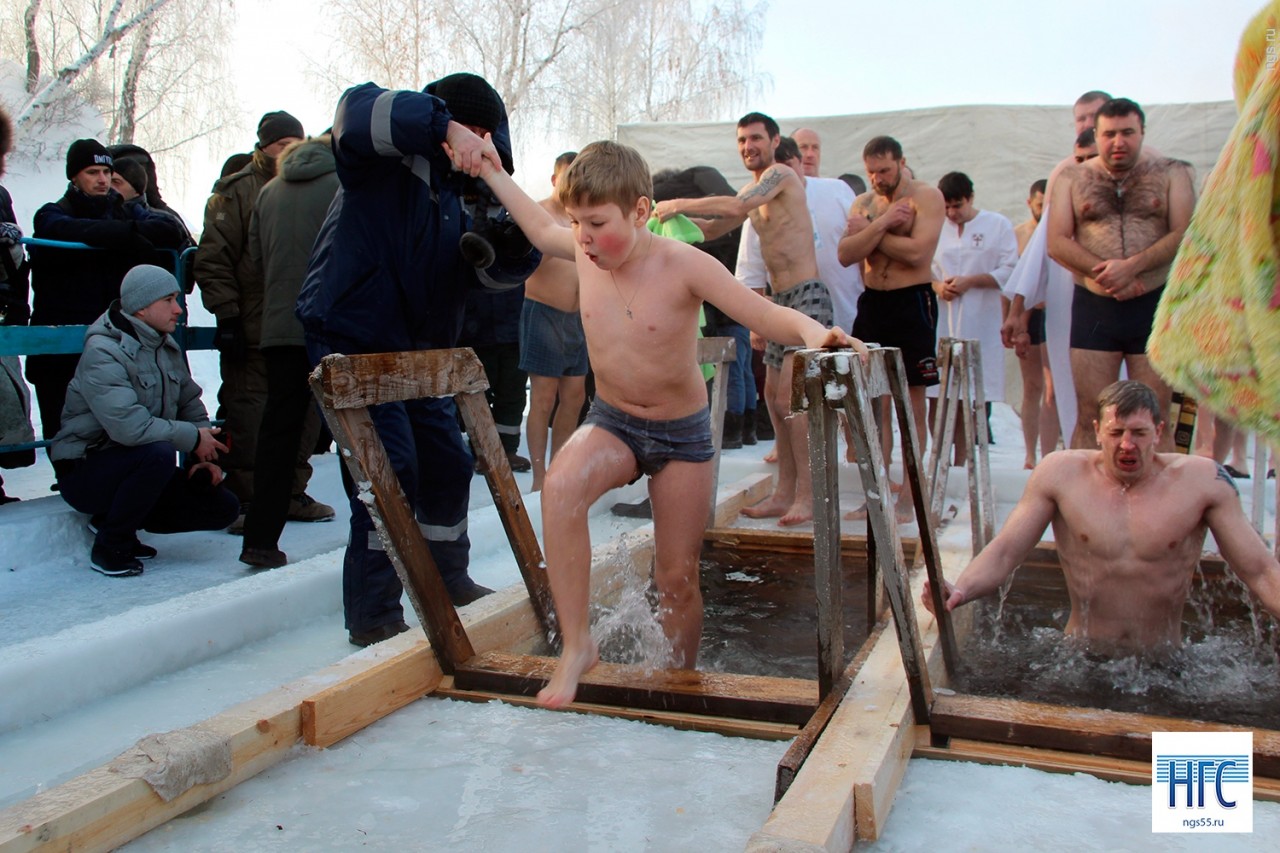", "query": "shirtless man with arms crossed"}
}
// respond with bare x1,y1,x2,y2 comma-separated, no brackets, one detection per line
522,152,588,491
1045,98,1194,450
924,380,1280,654
837,135,945,522
655,112,832,526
